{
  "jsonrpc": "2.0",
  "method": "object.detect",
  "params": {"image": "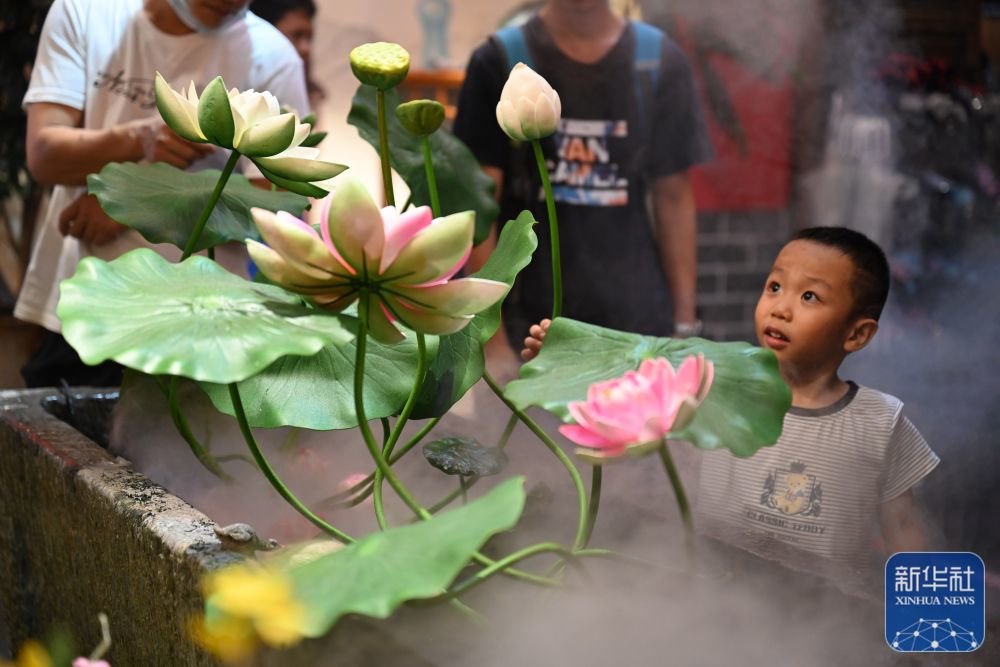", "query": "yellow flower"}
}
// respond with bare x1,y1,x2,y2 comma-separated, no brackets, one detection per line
1,641,53,667
194,564,309,663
